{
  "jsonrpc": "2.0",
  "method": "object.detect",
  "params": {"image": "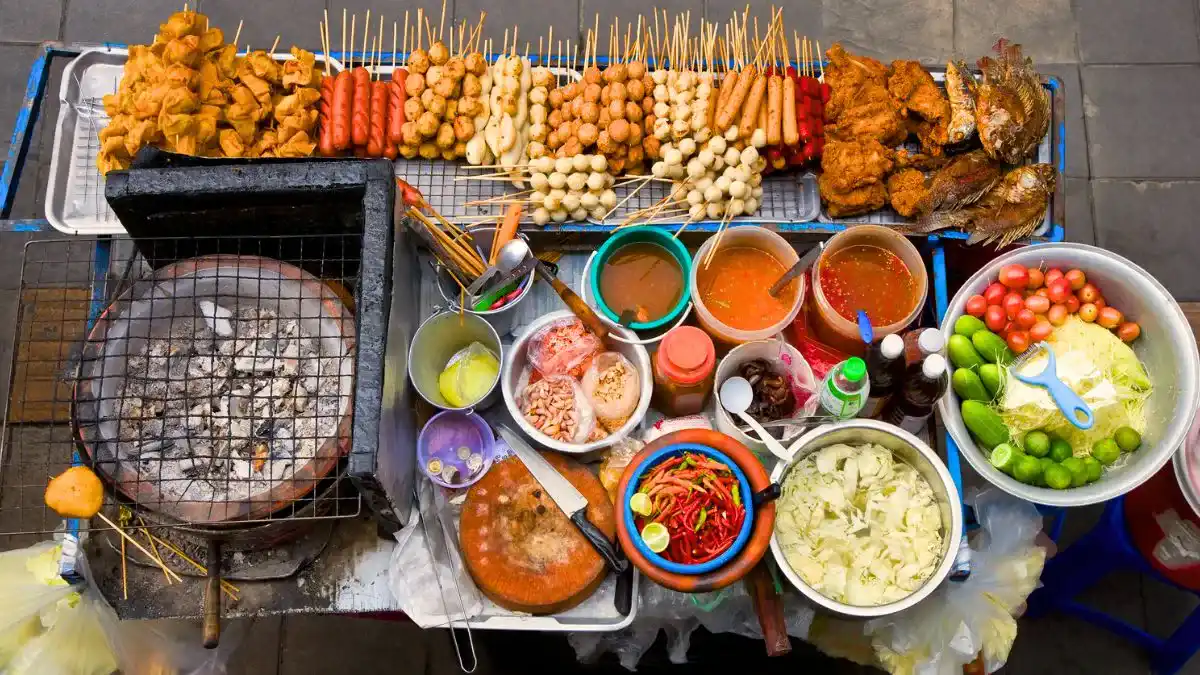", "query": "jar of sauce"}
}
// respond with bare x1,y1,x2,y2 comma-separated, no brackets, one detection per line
653,326,716,416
